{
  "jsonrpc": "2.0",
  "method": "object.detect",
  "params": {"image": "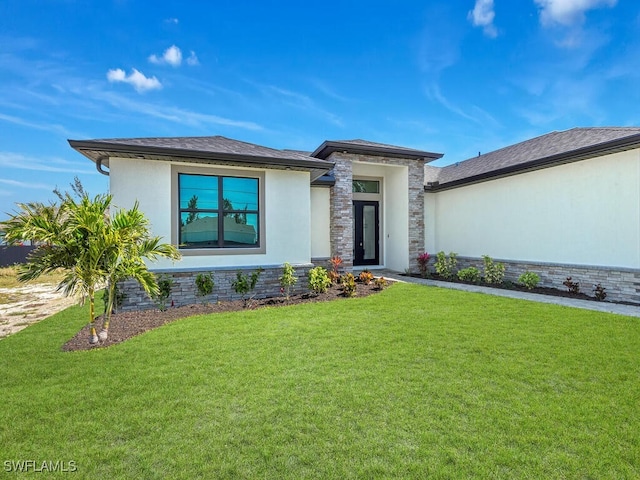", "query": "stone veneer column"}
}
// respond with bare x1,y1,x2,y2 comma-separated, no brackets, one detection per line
328,153,354,269
408,161,426,273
